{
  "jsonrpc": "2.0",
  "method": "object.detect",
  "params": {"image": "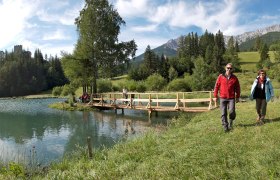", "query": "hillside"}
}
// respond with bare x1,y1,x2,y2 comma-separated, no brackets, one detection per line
239,32,280,51
134,40,178,62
